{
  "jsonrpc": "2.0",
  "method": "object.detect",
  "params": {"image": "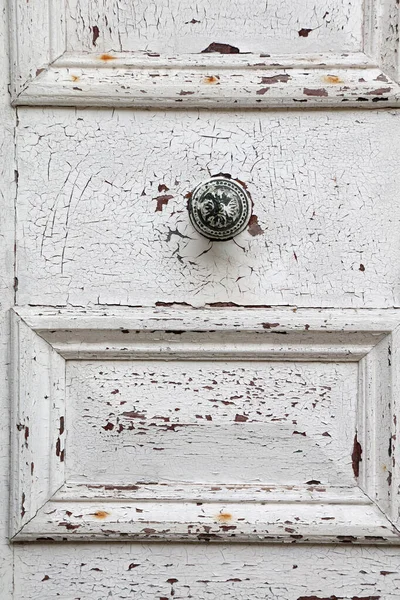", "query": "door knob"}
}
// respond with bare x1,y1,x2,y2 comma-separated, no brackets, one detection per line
188,176,252,241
